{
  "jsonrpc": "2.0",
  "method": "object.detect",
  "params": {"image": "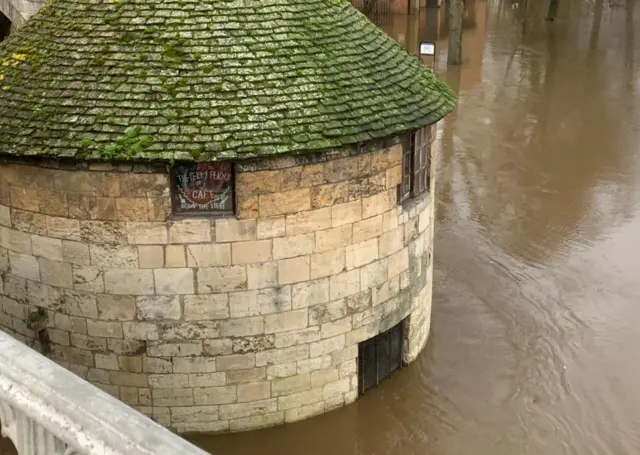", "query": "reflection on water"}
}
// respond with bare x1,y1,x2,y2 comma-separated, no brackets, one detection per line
189,1,640,454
